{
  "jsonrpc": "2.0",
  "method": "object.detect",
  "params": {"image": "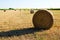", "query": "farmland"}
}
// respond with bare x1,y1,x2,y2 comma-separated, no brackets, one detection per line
0,9,60,40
